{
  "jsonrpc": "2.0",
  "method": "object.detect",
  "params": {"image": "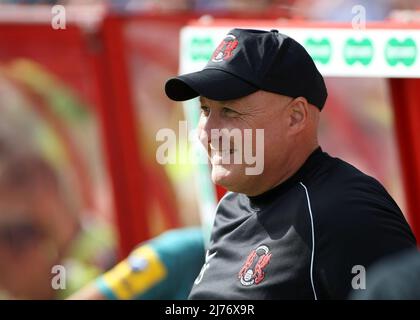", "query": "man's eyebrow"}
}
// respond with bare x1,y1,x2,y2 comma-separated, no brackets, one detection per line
199,97,237,106
199,96,243,109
